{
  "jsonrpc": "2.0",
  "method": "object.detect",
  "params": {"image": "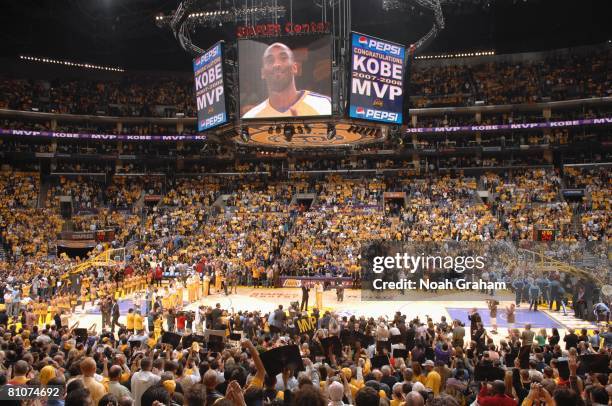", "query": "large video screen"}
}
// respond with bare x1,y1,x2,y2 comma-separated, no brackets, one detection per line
193,41,228,131
349,32,405,124
238,36,332,119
